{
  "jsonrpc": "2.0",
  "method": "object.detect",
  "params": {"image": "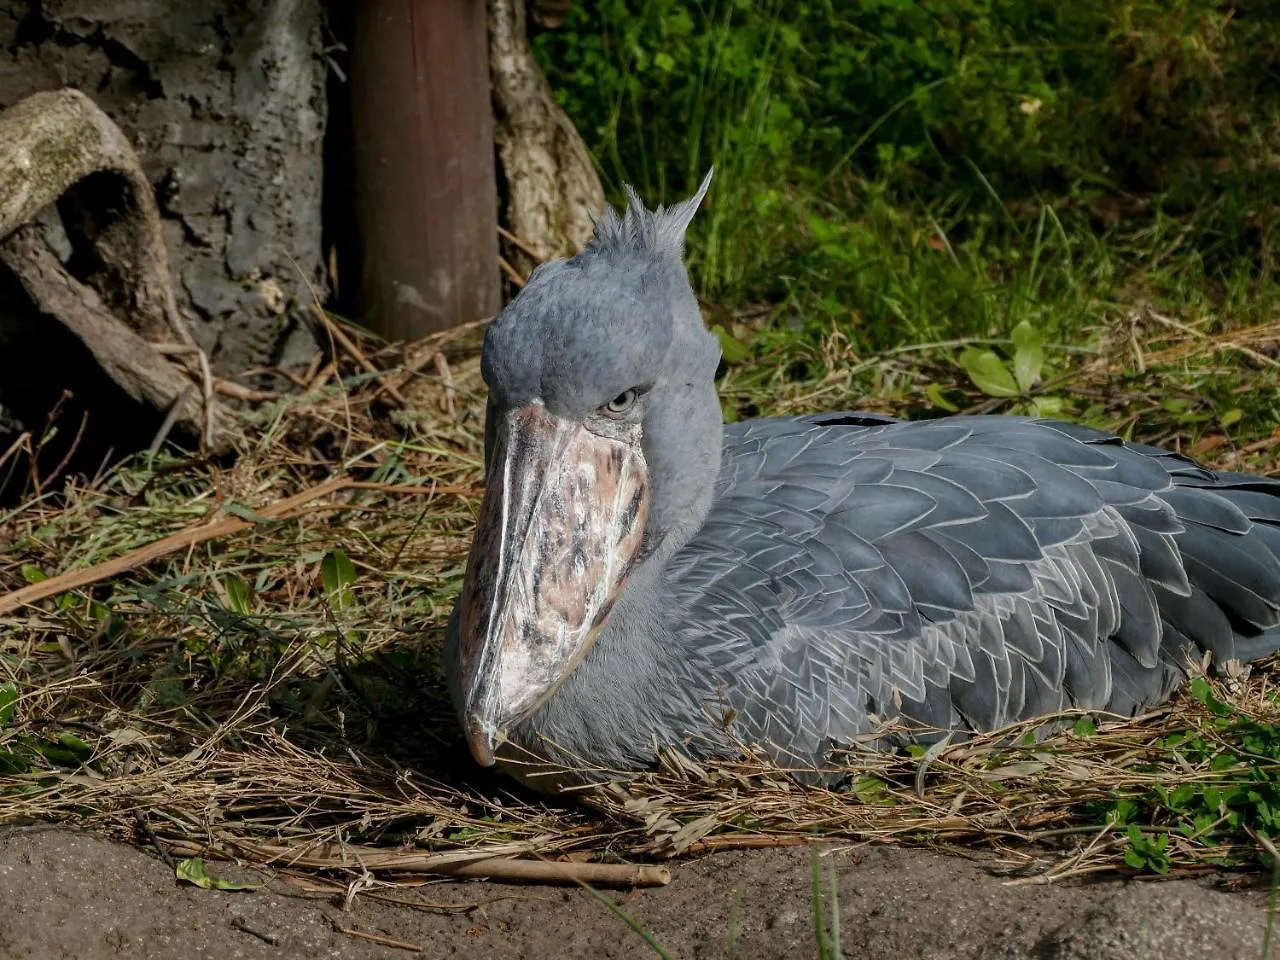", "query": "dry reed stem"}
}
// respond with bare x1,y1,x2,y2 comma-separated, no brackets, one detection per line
0,476,355,615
